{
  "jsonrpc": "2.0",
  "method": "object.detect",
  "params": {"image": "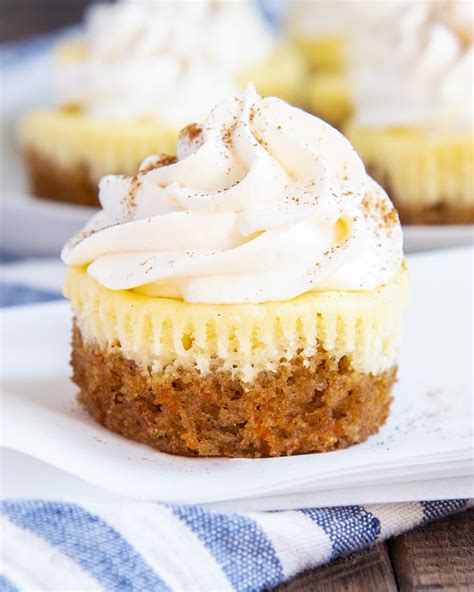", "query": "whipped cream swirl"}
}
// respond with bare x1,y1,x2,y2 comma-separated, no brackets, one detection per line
55,0,274,127
351,1,474,129
62,85,403,304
